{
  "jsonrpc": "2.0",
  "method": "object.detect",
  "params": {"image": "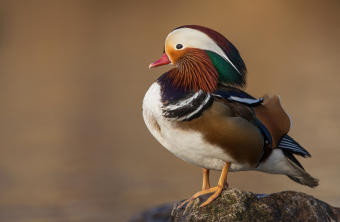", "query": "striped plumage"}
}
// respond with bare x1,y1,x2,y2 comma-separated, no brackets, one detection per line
143,25,318,208
278,134,311,158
